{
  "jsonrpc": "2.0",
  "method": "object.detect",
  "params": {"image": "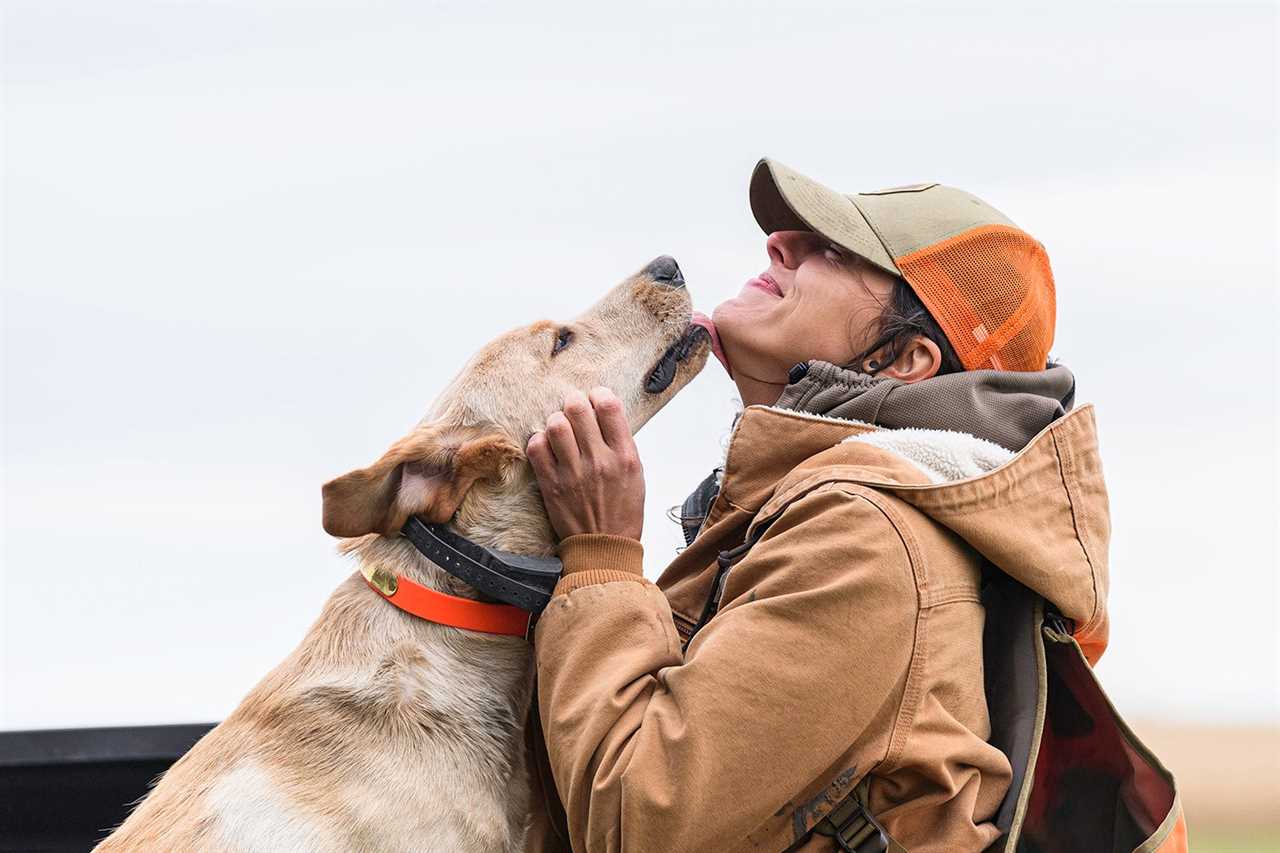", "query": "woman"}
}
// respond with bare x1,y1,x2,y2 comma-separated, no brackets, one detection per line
521,159,1107,852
